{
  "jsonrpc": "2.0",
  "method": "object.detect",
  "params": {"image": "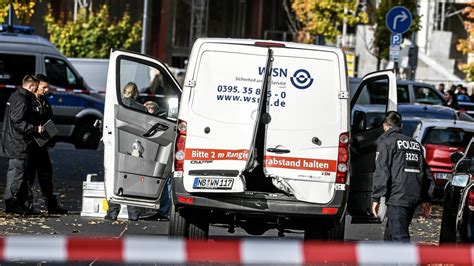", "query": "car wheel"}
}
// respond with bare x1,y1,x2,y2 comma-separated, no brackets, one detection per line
188,210,209,240
439,195,457,244
73,120,101,150
168,204,189,238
